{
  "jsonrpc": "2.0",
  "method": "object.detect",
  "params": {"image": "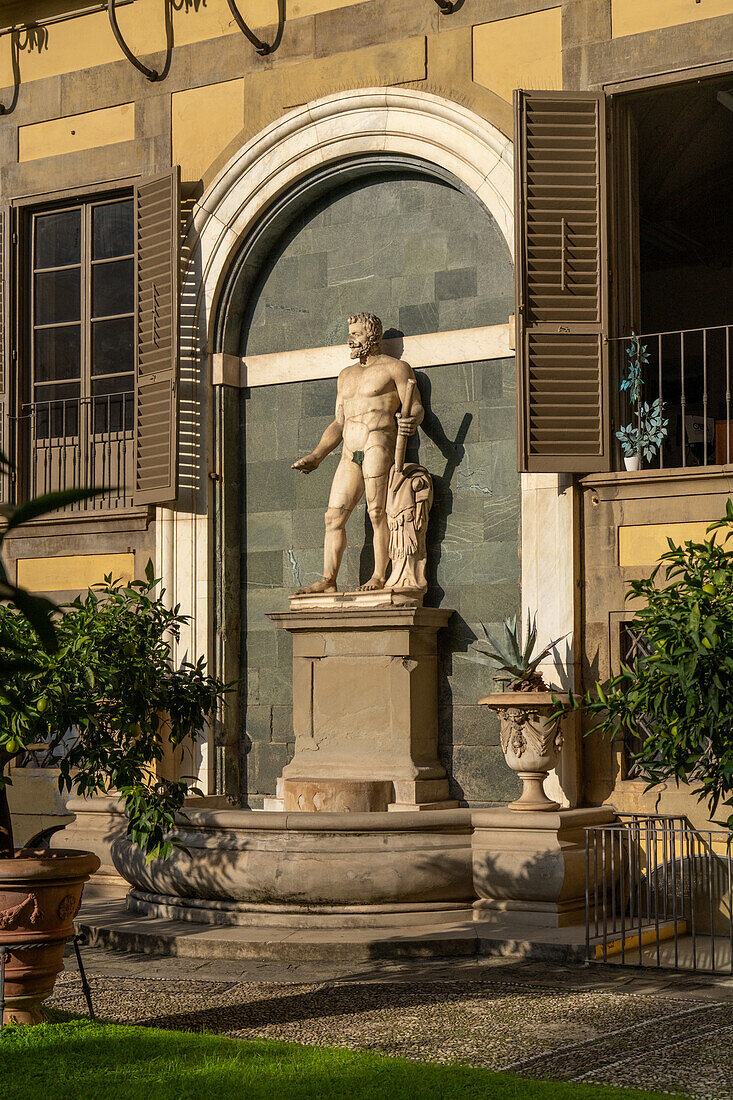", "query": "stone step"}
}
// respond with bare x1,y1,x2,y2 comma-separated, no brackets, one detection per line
76,892,589,965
